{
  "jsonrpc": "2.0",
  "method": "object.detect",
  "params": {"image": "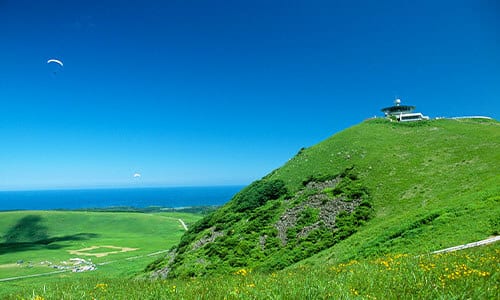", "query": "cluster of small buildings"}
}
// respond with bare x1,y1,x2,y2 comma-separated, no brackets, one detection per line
40,258,97,272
